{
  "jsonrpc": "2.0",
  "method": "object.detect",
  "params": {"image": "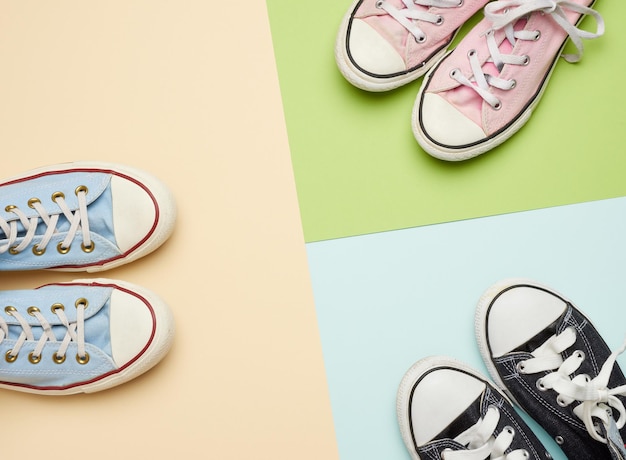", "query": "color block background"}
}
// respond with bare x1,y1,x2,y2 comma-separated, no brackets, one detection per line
1,2,624,460
266,0,625,242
